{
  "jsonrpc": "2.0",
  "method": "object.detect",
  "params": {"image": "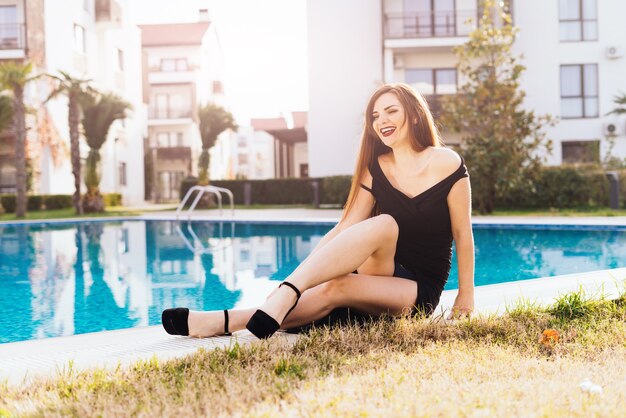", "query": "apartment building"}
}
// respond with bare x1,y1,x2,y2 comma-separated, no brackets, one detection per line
0,0,146,205
307,0,626,176
140,12,229,202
